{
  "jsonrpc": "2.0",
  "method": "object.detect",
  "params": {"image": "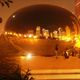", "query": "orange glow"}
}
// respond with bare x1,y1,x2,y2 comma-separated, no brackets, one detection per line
13,33,17,36
59,36,72,42
74,35,80,48
20,56,25,59
33,35,38,39
65,37,72,42
65,26,71,37
9,32,13,35
20,53,32,60
28,34,33,38
4,30,80,49
4,32,8,35
75,41,80,48
24,35,27,38
18,34,22,37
